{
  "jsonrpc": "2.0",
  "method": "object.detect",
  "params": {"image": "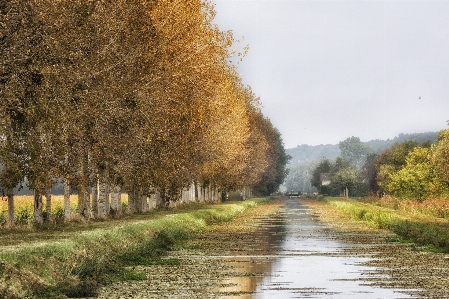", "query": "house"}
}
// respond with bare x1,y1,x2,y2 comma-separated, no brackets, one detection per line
359,169,368,183
320,173,331,186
